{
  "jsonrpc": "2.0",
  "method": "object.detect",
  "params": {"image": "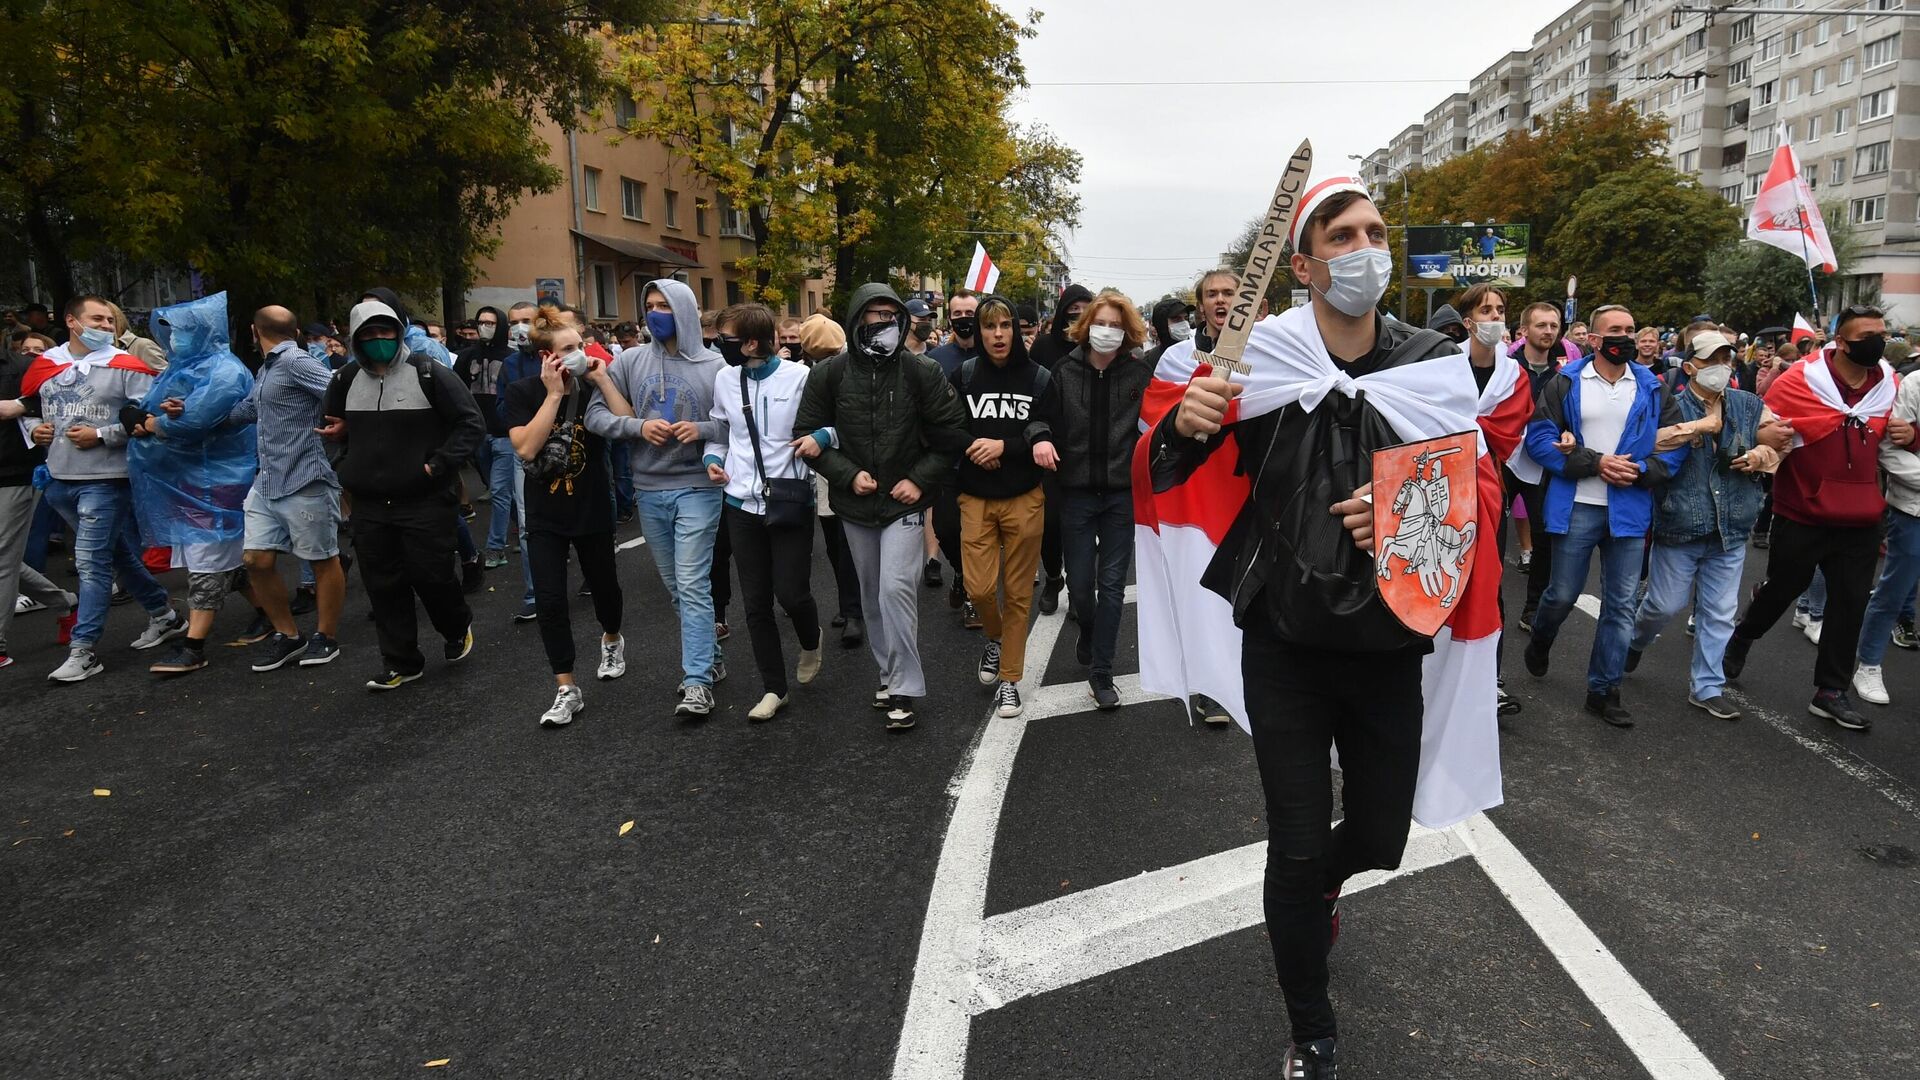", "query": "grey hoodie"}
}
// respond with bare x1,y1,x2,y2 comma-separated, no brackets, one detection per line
587,278,724,491
27,341,157,482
